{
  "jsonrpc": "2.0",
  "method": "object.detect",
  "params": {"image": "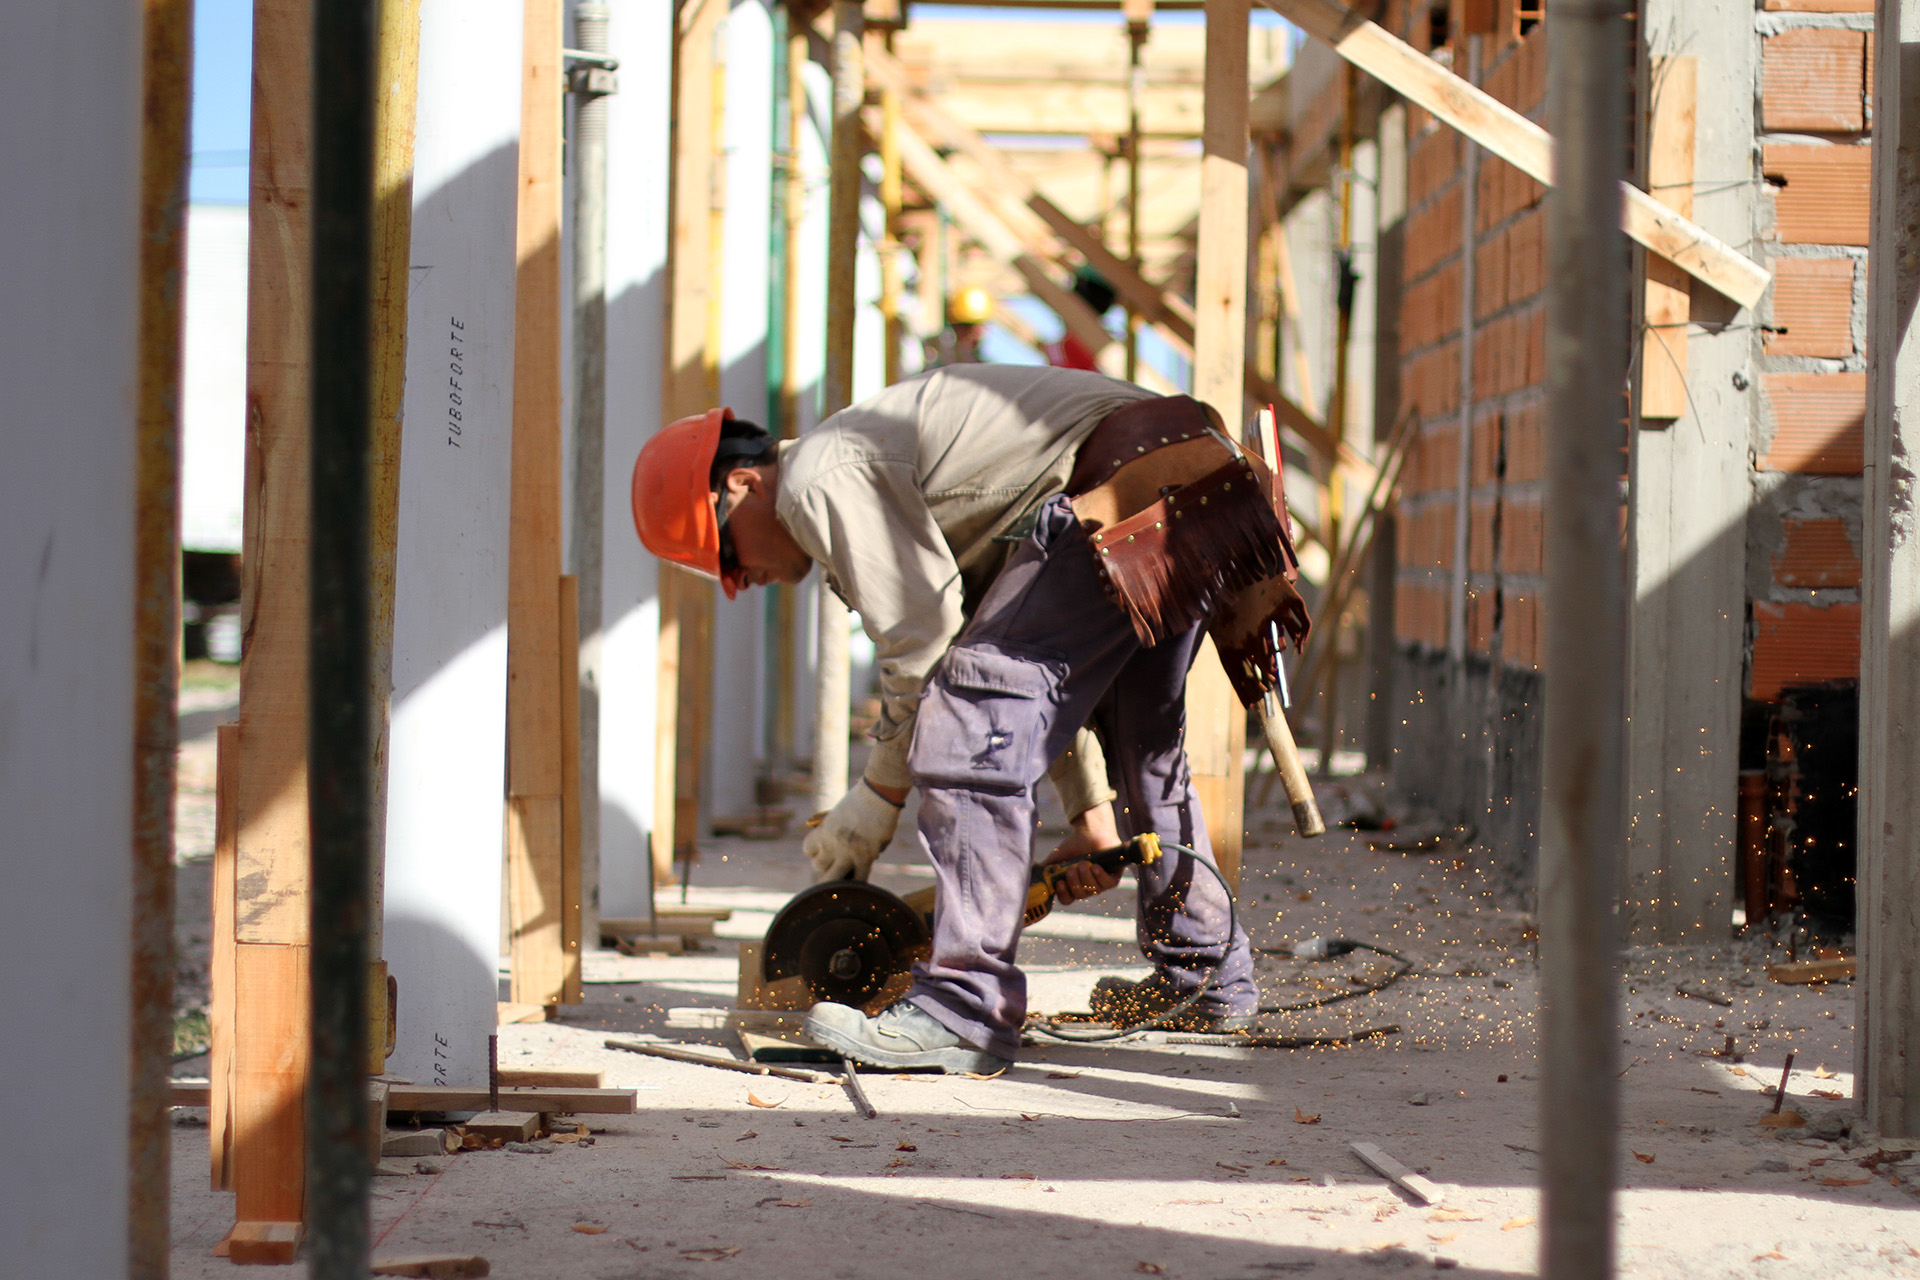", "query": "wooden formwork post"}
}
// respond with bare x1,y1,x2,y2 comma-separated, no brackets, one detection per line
505,0,577,1006
1188,0,1251,889
656,0,725,885
225,0,317,1247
